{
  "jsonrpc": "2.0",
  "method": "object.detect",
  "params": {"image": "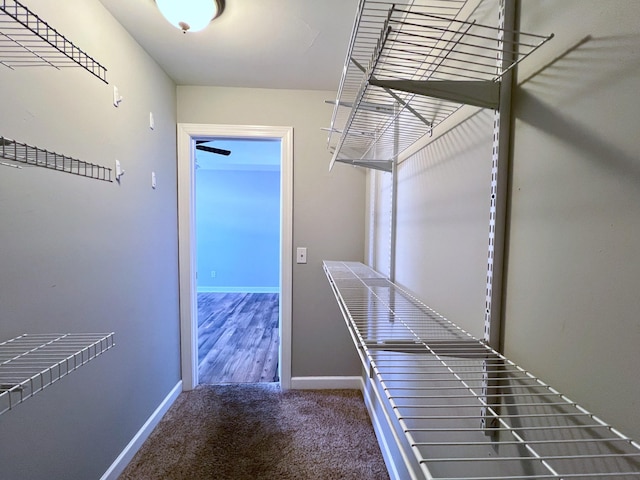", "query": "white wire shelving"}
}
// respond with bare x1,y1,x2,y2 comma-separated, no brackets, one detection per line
327,0,552,172
0,3,112,180
0,0,108,83
0,136,113,181
324,261,640,479
0,333,115,415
